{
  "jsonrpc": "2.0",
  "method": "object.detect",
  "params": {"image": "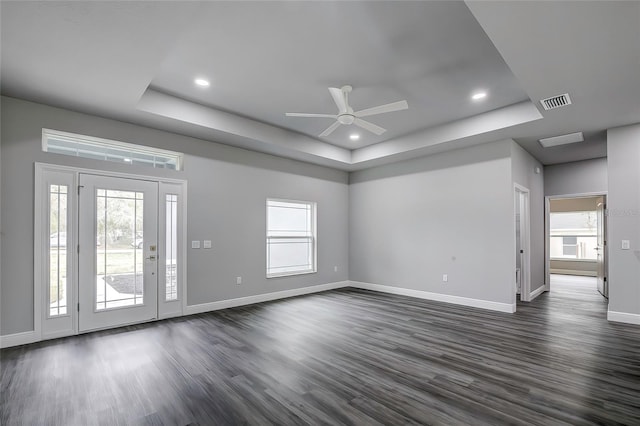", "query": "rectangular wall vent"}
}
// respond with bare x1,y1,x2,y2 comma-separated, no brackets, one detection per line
540,93,572,111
